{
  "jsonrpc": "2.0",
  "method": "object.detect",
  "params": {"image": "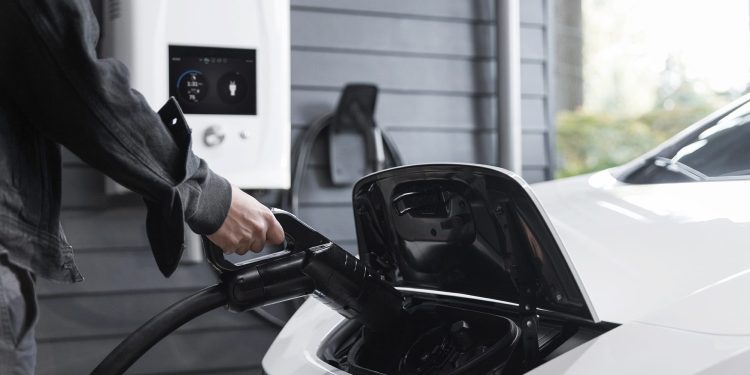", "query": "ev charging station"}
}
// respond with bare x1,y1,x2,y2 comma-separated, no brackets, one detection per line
101,0,291,192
